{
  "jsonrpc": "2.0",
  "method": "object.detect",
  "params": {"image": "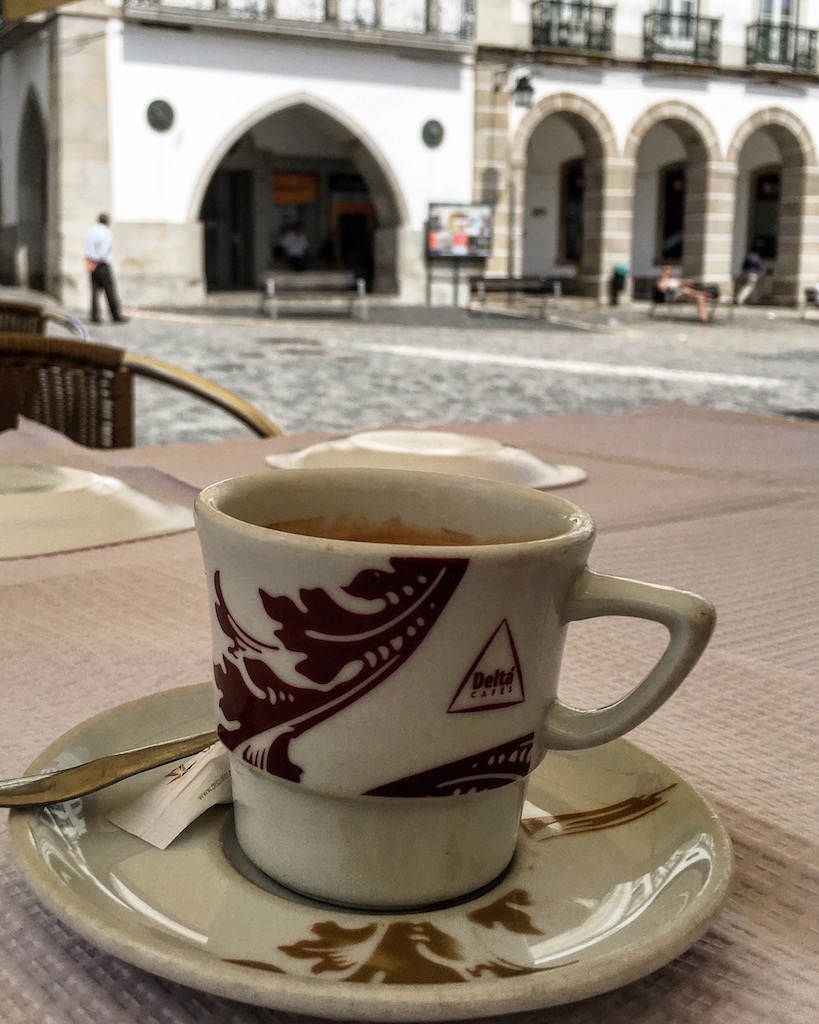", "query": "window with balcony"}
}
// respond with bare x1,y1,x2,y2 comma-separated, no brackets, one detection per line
747,0,817,73
644,1,721,64
531,1,613,54
122,0,475,40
